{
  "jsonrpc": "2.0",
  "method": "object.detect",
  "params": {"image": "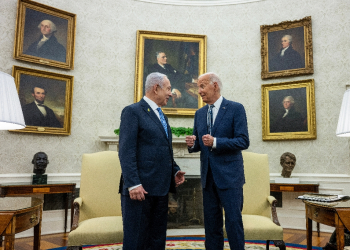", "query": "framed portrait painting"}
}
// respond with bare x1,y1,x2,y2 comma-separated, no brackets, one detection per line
13,0,76,69
261,16,313,79
134,30,207,116
262,79,316,141
11,66,74,135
